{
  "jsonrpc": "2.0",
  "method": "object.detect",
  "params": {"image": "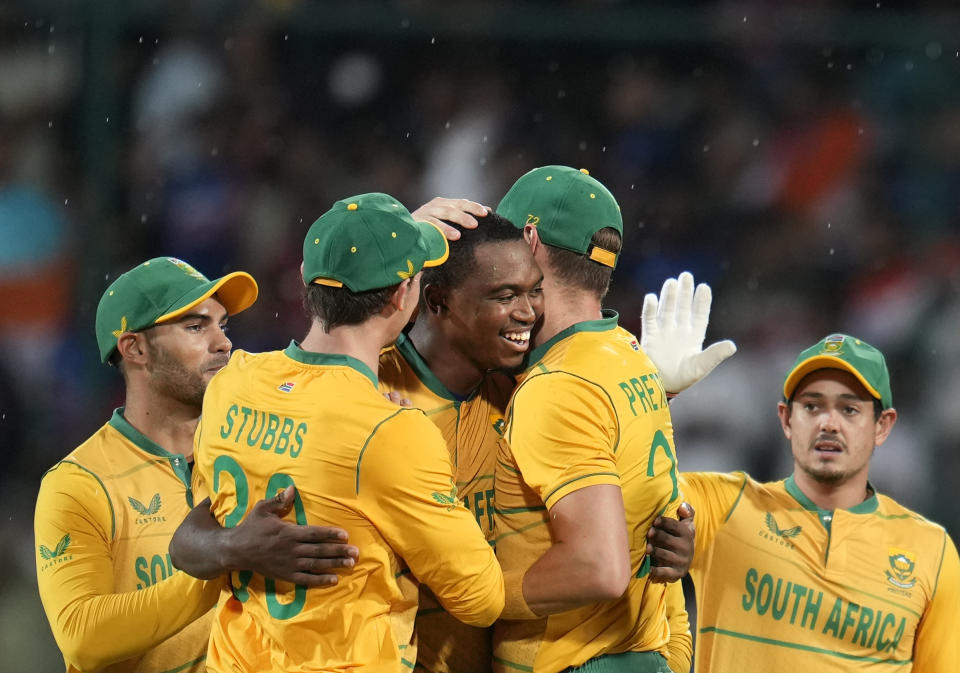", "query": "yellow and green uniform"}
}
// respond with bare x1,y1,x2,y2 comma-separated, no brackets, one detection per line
379,333,514,673
195,343,504,673
35,409,218,673
681,471,960,672
494,311,683,673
